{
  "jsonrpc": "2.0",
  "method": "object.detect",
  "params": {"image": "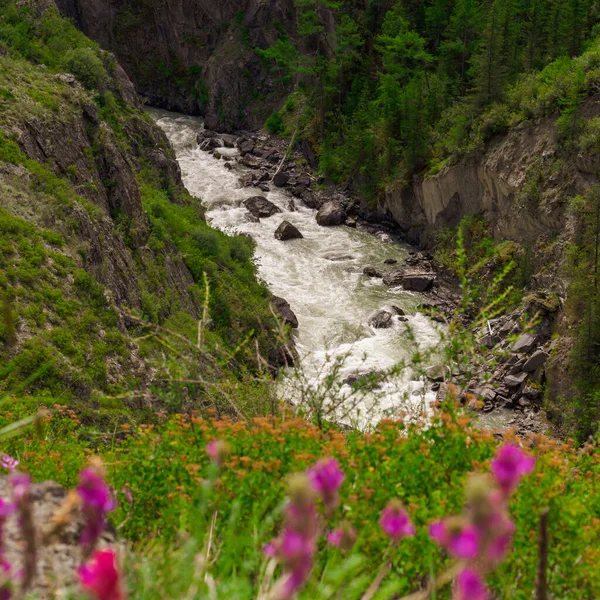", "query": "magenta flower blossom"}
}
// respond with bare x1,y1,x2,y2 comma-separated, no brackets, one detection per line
491,445,535,496
484,514,515,563
263,541,276,558
77,468,116,545
0,455,18,473
279,529,313,567
430,520,479,560
205,440,230,467
455,569,488,600
78,550,123,600
279,558,312,600
327,529,343,546
307,458,344,509
379,500,415,541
